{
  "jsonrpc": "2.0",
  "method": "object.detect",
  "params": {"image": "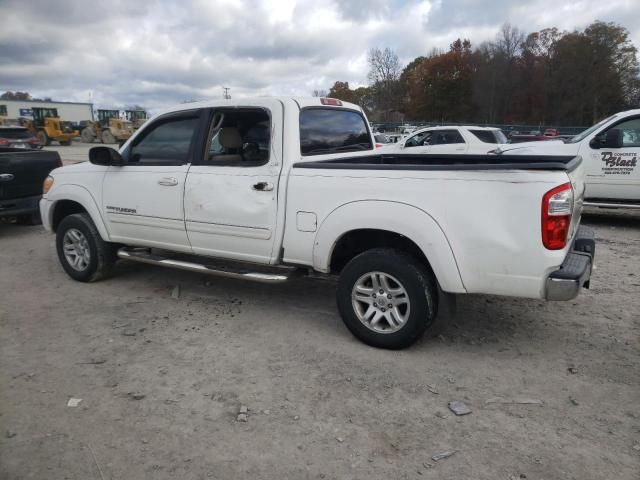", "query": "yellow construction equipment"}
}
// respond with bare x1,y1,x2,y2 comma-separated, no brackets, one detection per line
23,107,77,146
81,109,133,144
125,109,148,131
